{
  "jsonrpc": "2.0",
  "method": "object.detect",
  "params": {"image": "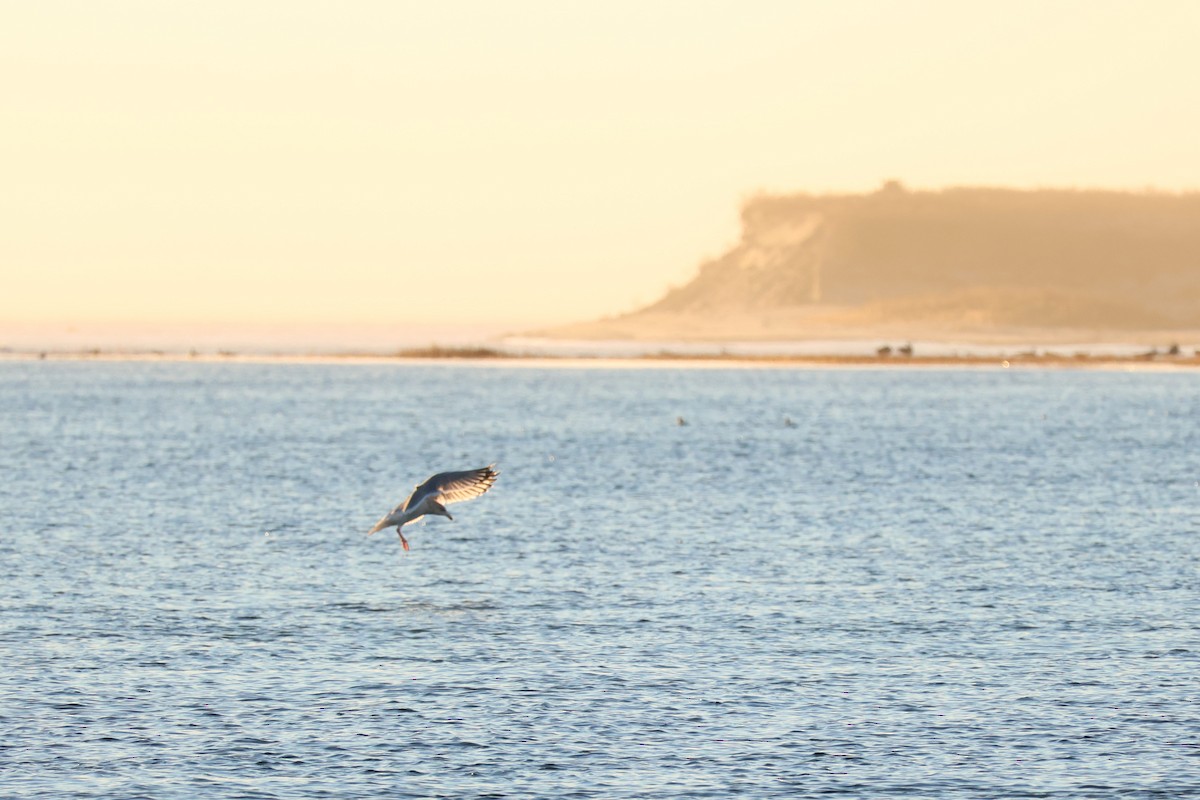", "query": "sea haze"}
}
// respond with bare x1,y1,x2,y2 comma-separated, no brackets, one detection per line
2,362,1198,798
